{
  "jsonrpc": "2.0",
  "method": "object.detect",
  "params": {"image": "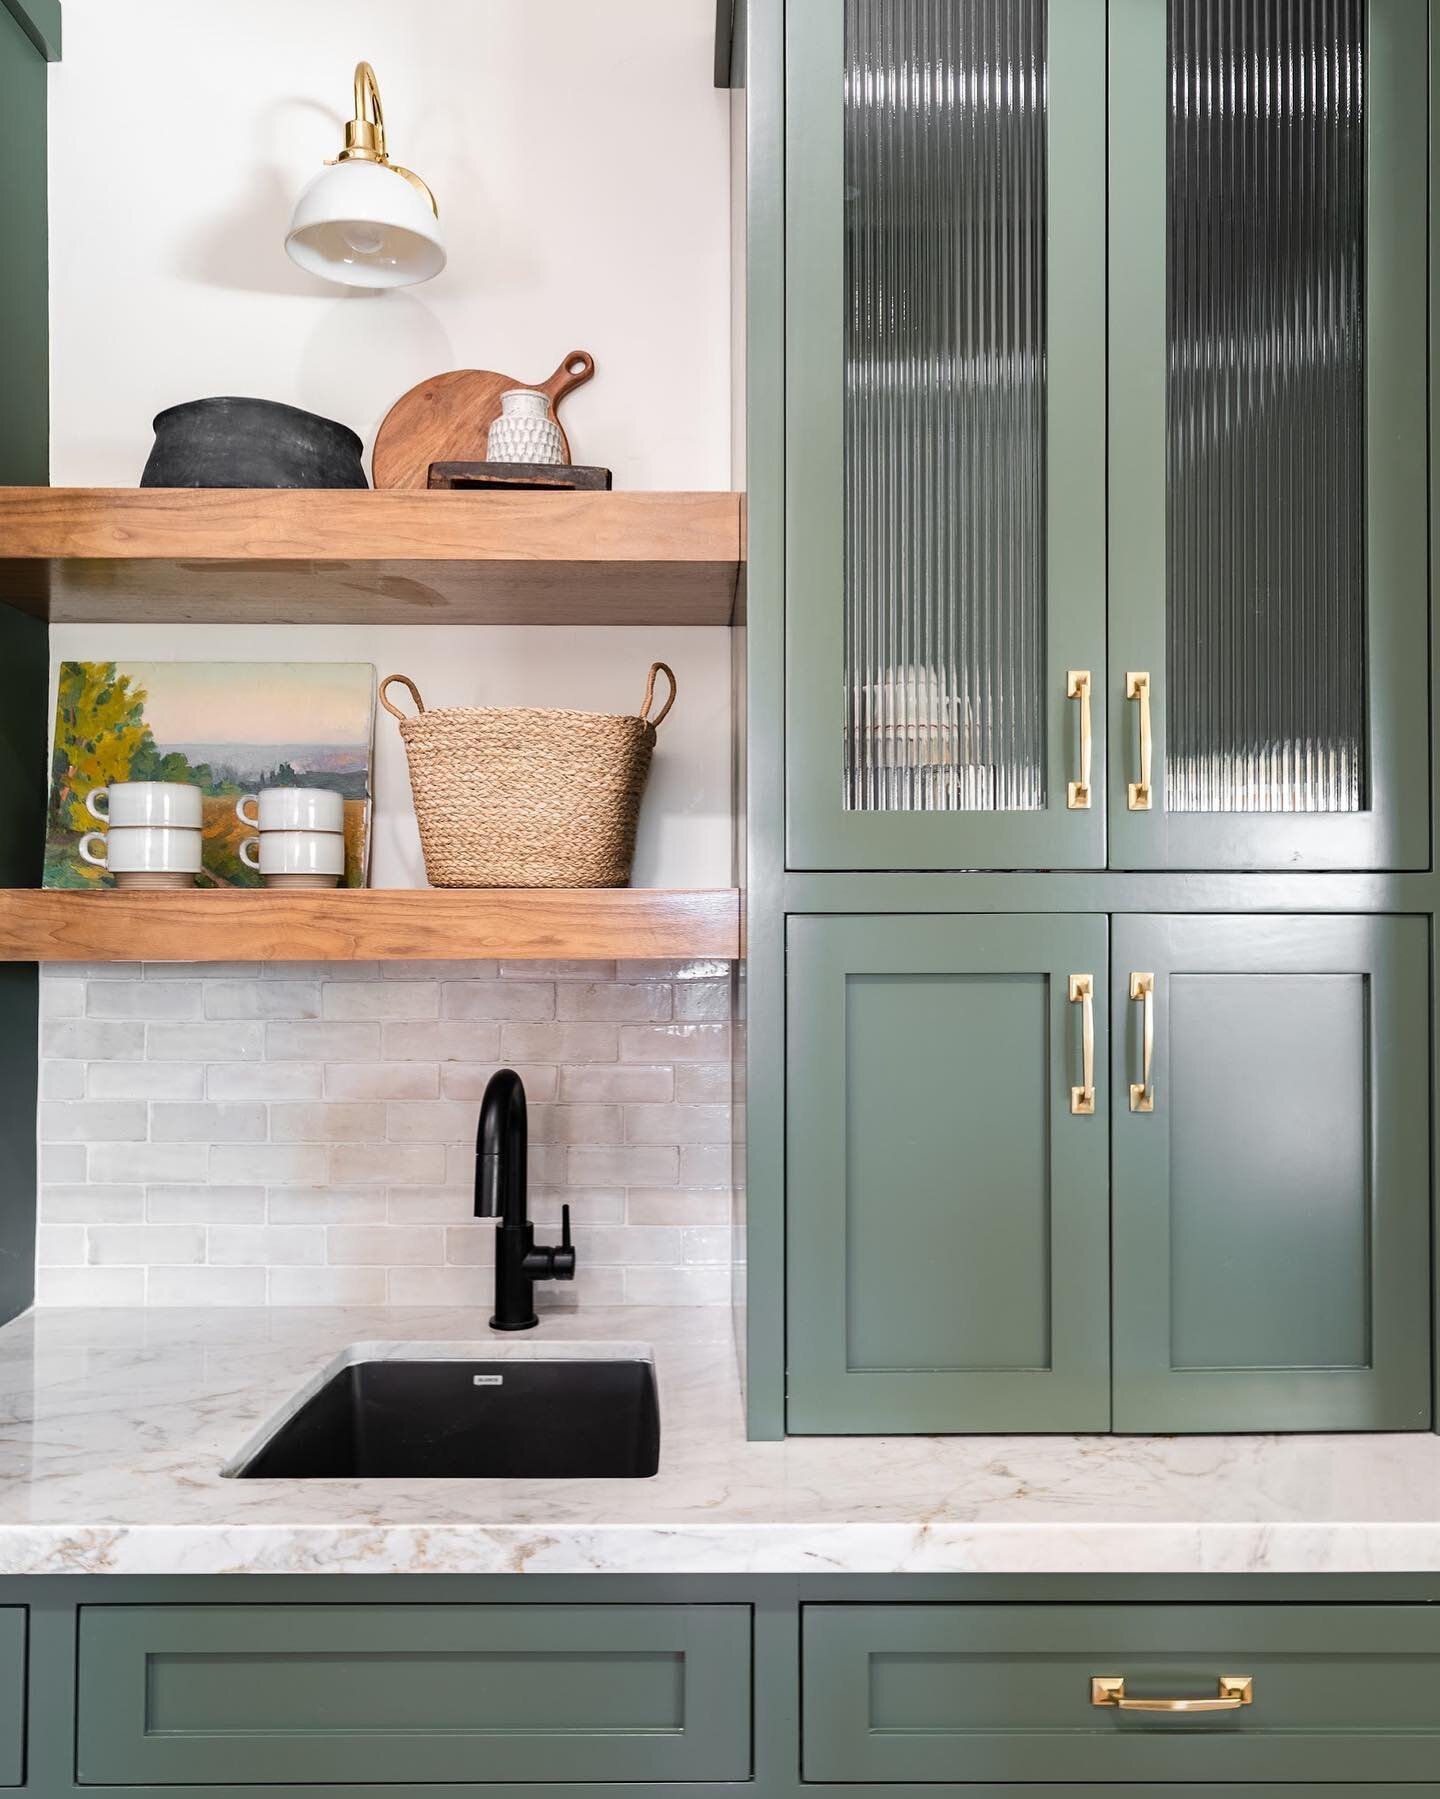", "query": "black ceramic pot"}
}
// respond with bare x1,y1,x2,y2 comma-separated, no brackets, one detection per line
140,397,368,489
